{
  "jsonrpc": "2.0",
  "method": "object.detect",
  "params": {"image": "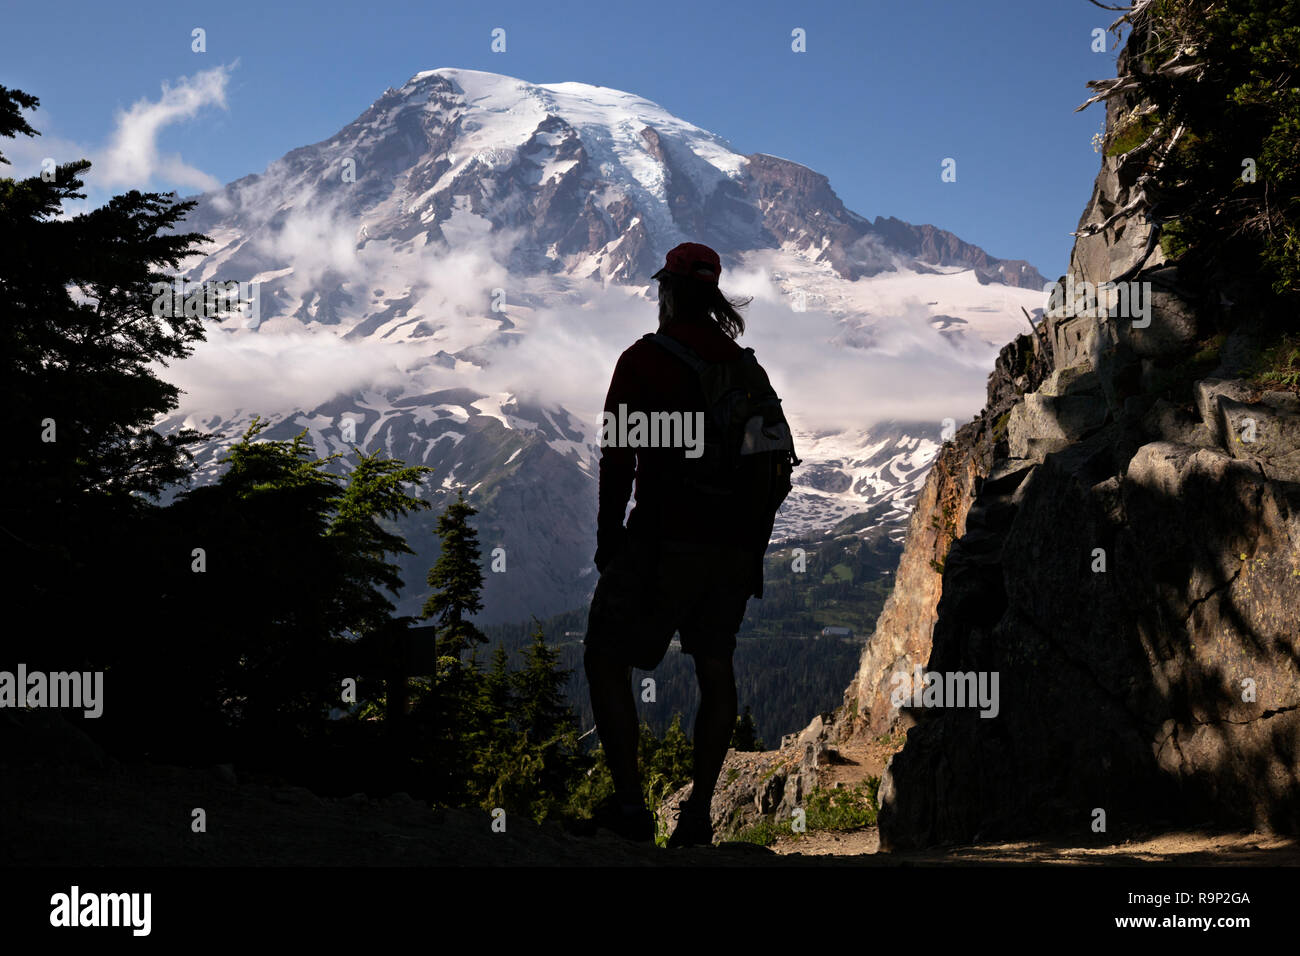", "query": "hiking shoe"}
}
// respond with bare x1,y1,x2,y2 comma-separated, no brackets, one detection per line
579,794,656,843
667,798,714,848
